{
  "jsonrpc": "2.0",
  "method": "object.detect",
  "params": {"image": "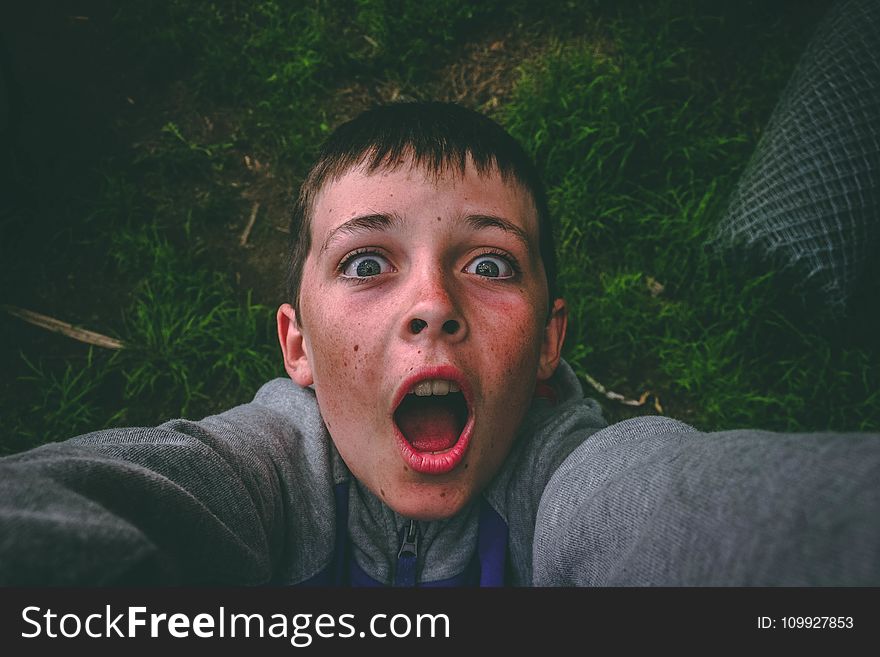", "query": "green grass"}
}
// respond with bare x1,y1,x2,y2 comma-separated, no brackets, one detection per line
499,1,879,430
3,0,876,455
2,221,281,455
114,226,281,421
8,349,121,451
